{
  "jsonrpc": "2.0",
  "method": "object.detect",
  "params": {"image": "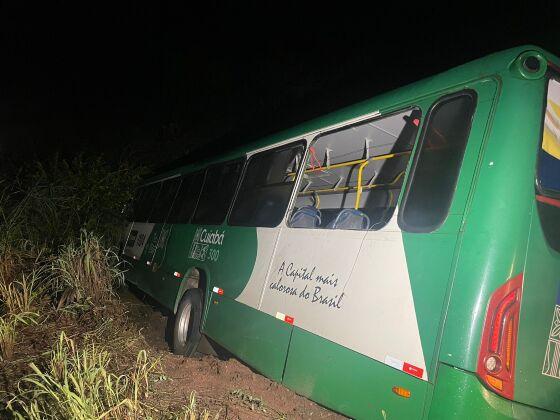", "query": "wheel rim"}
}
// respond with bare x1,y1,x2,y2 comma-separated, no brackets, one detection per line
177,301,192,345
